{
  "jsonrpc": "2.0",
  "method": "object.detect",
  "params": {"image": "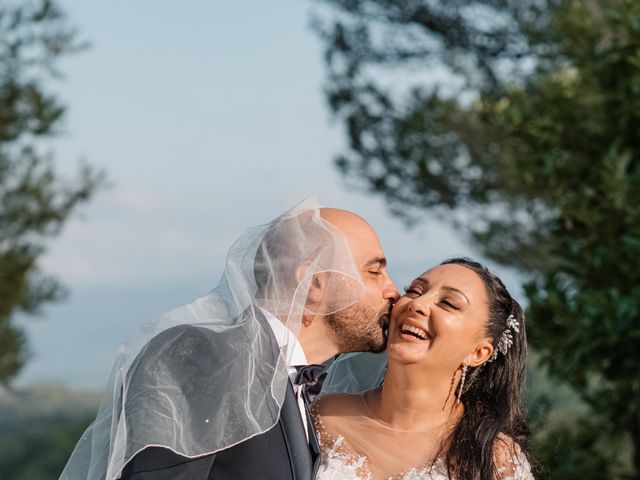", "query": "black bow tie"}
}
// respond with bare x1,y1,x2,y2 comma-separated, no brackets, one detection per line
294,364,327,403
